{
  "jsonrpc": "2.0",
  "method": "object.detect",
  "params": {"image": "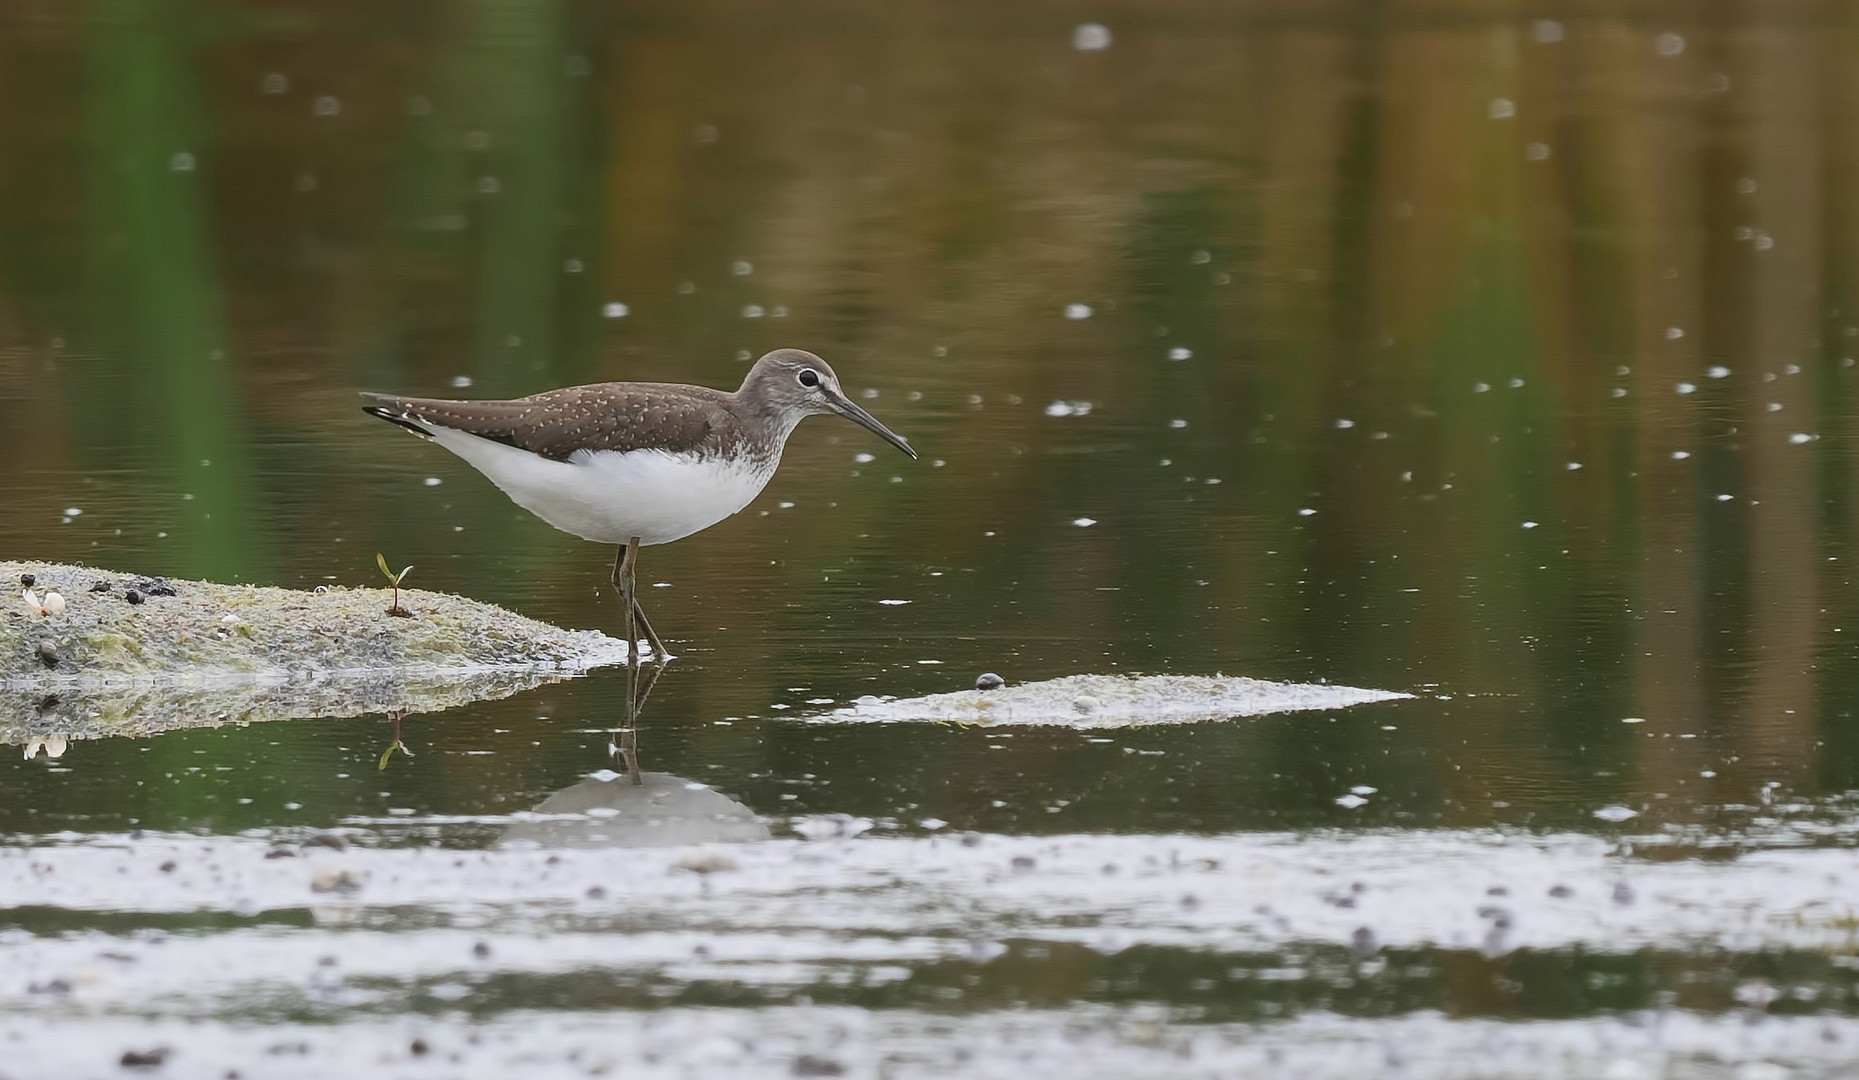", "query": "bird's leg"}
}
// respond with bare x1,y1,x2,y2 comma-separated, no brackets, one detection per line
613,540,641,665
624,535,670,664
